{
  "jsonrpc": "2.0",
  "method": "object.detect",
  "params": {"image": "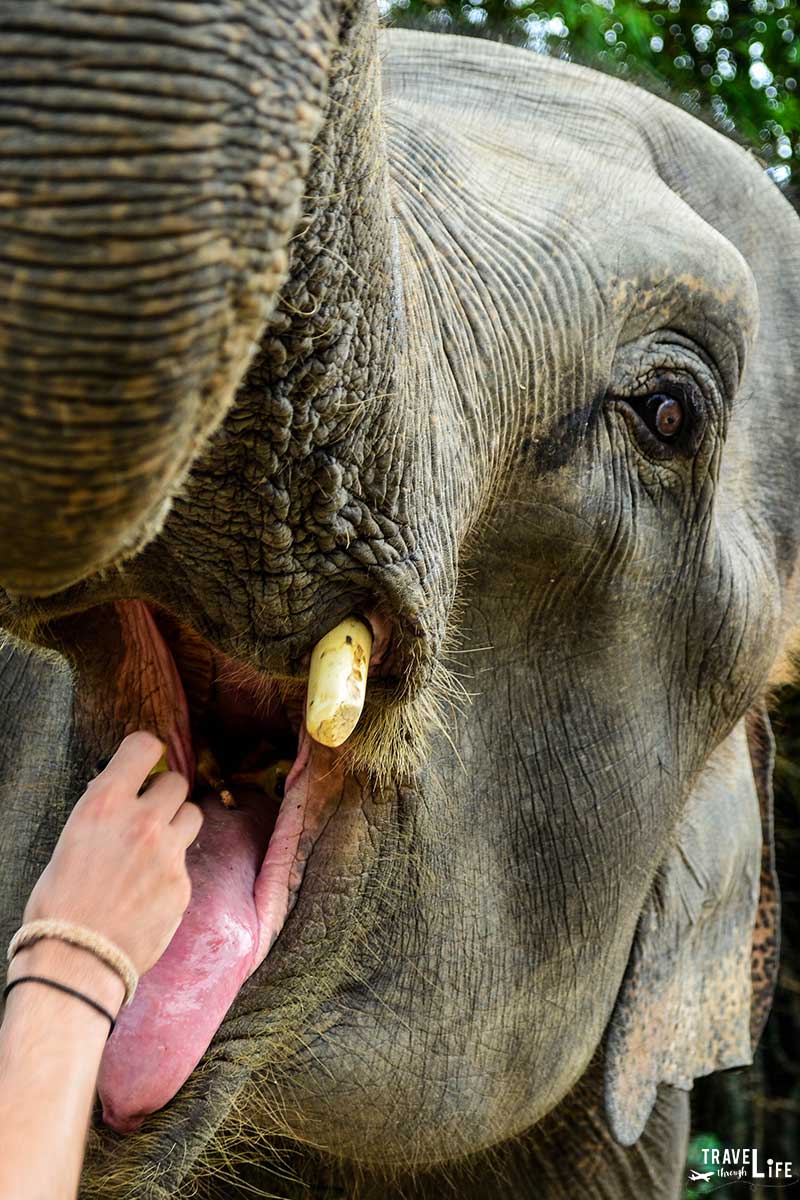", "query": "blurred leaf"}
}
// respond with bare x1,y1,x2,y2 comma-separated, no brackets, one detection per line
381,0,800,178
